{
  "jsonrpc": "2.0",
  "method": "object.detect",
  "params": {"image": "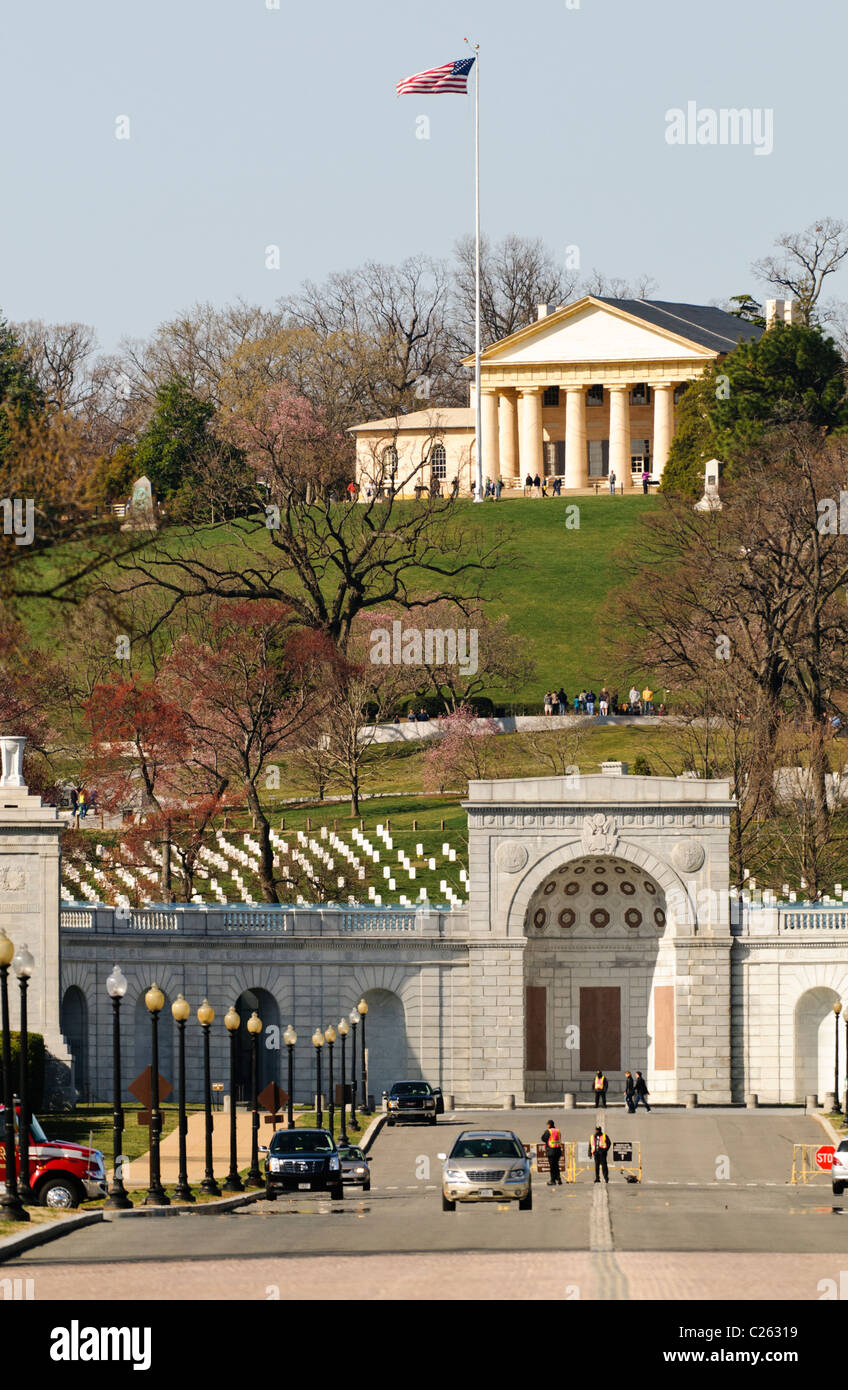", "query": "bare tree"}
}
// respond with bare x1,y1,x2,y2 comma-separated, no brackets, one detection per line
579,270,659,301
451,234,578,355
752,218,848,326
